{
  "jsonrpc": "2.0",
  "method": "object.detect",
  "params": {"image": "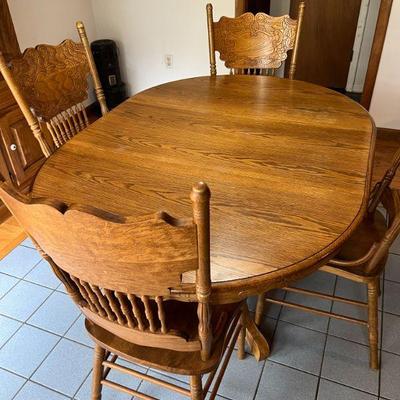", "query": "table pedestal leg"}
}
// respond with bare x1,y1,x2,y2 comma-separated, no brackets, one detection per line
242,306,270,361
